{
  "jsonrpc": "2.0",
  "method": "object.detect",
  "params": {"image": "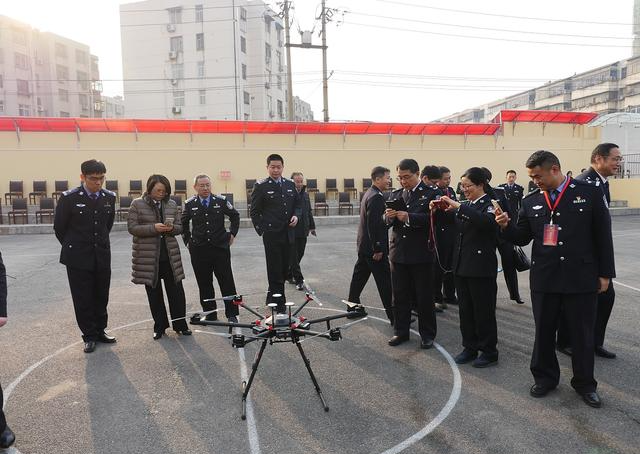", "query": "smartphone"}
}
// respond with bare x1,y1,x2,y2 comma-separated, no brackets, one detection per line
164,216,174,227
490,199,503,215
